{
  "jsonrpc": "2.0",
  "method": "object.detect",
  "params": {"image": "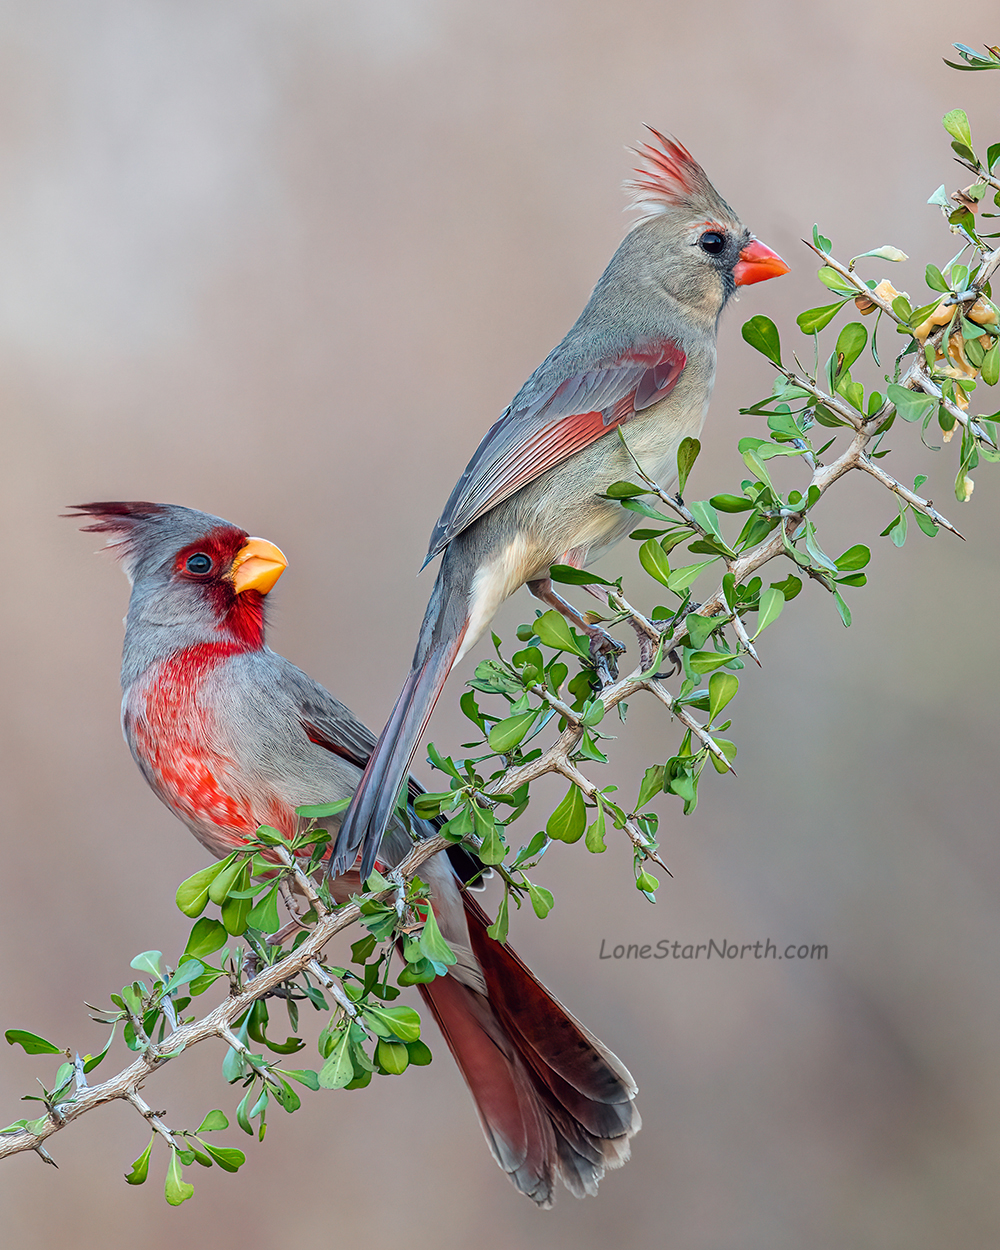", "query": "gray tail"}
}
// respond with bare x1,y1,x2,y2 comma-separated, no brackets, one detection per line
330,551,471,882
